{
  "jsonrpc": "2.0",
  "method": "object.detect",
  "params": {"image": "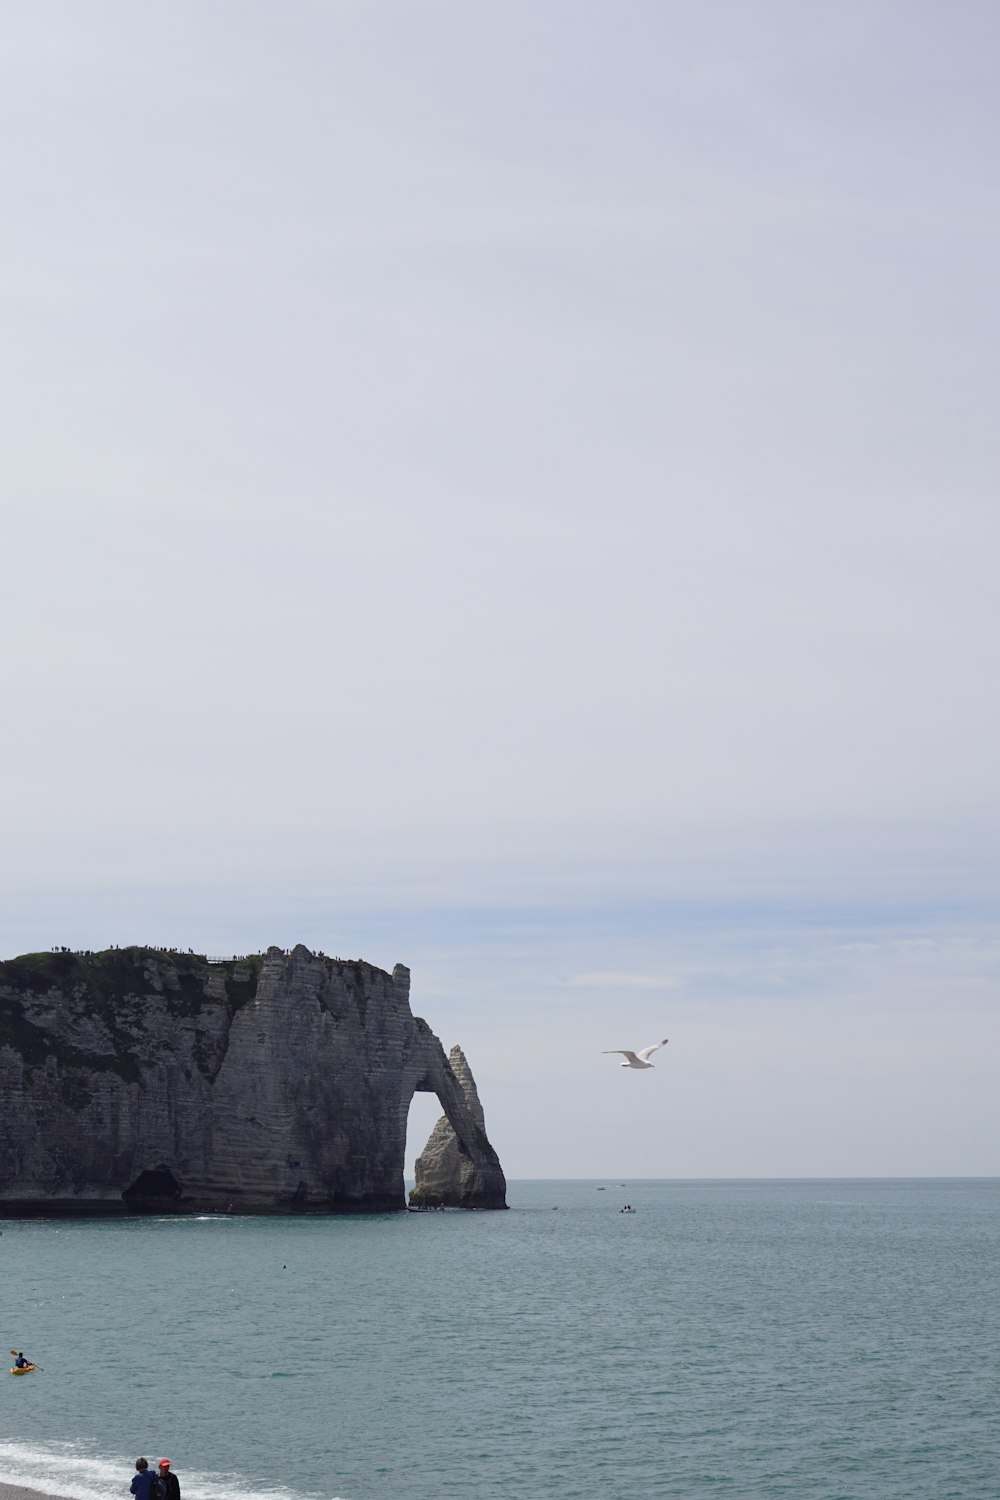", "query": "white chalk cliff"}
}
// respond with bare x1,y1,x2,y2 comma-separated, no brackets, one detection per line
0,944,507,1213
